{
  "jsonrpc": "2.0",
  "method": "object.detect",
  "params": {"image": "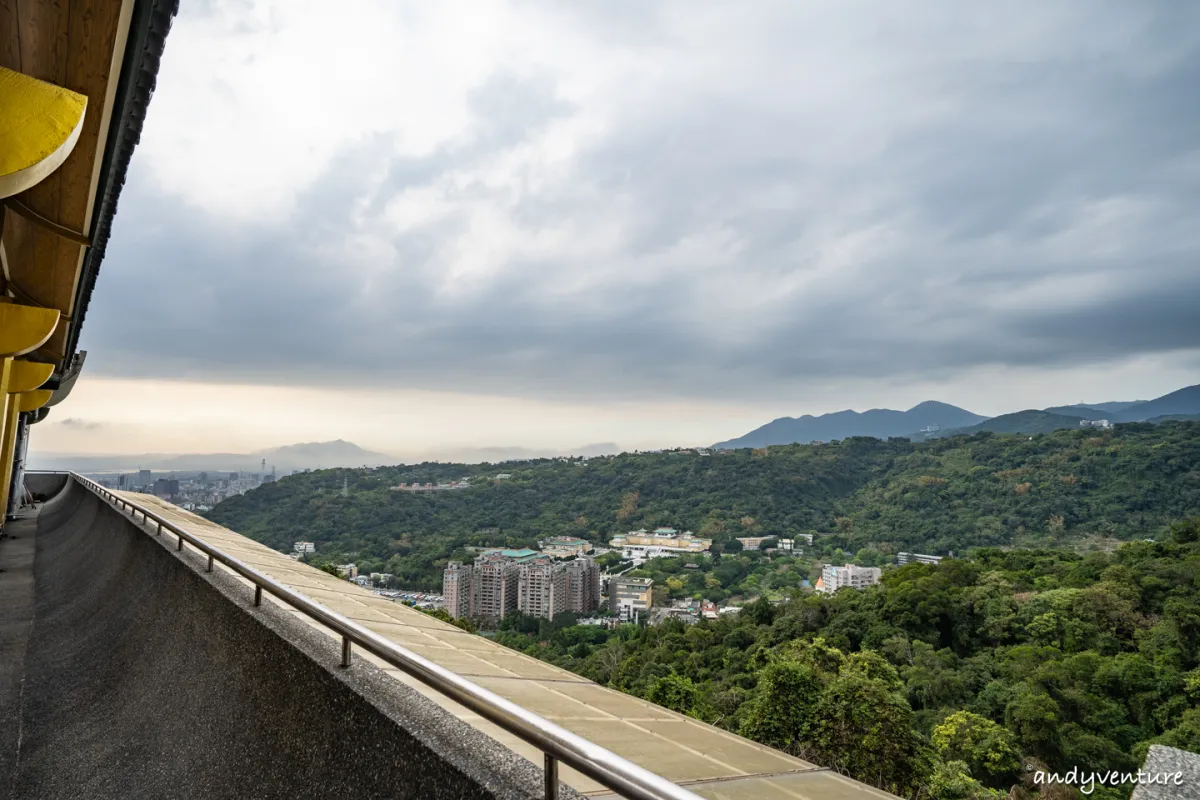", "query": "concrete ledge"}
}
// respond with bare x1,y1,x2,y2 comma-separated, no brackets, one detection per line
5,476,567,799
